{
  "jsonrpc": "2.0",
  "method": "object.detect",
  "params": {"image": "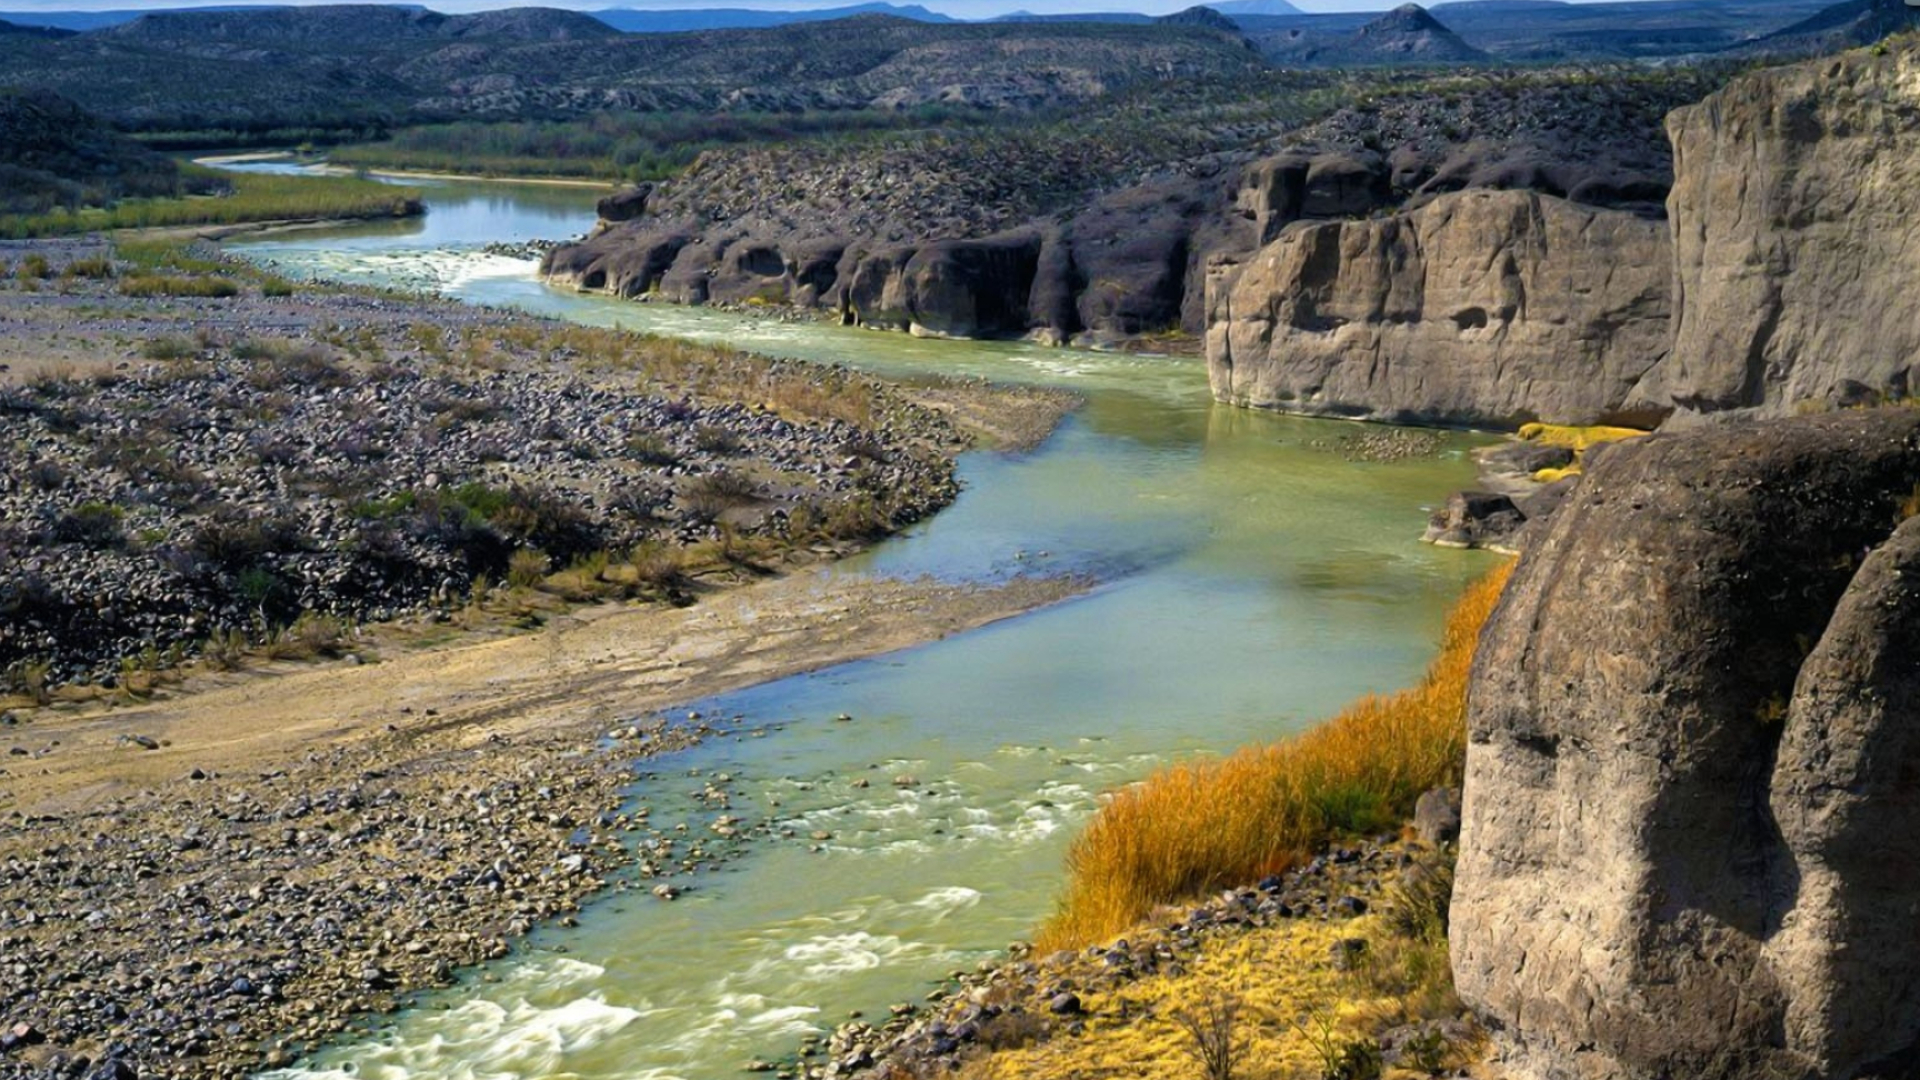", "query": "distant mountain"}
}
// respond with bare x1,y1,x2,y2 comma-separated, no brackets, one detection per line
101,3,618,45
0,6,1263,133
1432,0,1840,60
0,6,277,32
0,16,74,37
1256,2,1487,66
1207,0,1305,14
1157,6,1244,33
591,3,953,33
1736,0,1920,55
990,10,1154,23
